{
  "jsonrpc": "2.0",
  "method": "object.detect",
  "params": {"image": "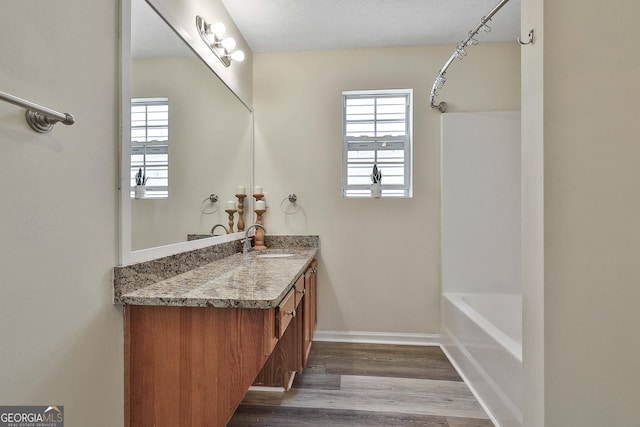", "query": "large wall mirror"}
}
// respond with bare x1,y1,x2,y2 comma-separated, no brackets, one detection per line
120,0,252,264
